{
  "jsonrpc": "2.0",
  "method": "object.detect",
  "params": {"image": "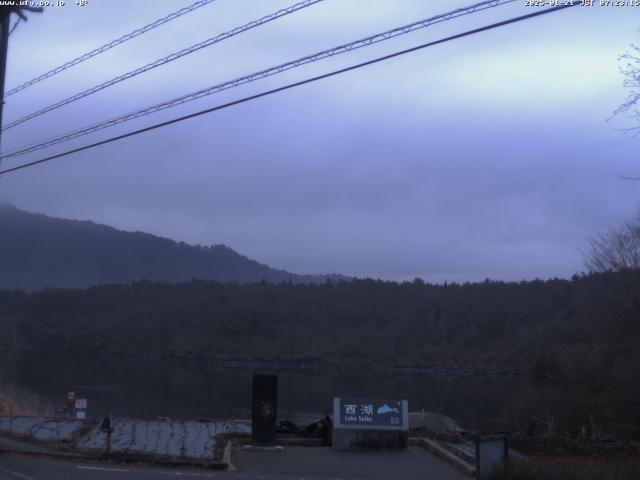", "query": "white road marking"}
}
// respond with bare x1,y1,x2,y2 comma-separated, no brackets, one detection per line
154,472,215,477
76,466,130,472
0,469,37,480
75,466,217,477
